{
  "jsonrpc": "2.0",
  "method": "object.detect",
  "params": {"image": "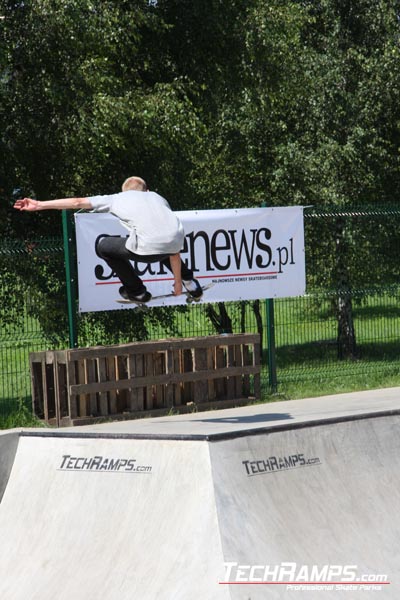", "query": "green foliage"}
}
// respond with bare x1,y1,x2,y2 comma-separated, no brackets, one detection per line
0,398,46,429
0,238,68,345
2,0,400,346
2,0,400,209
78,304,188,346
0,0,204,210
